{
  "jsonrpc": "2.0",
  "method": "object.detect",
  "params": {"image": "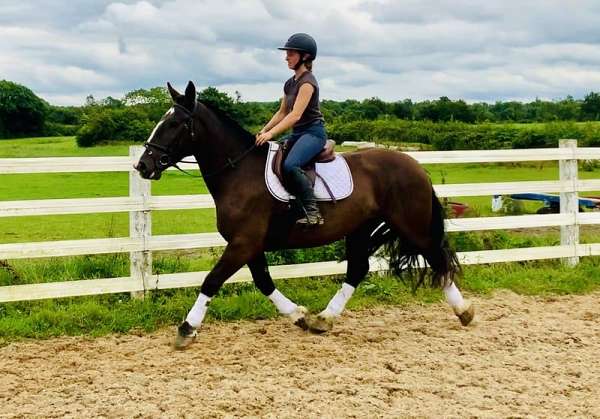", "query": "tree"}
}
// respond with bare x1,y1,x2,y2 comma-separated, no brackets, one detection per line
391,99,414,119
121,87,171,122
490,101,526,122
582,92,600,120
470,102,495,122
556,96,580,121
47,105,83,125
123,87,170,107
198,86,239,118
100,96,124,108
448,99,475,123
361,97,389,120
0,80,47,137
417,97,475,123
85,94,97,107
